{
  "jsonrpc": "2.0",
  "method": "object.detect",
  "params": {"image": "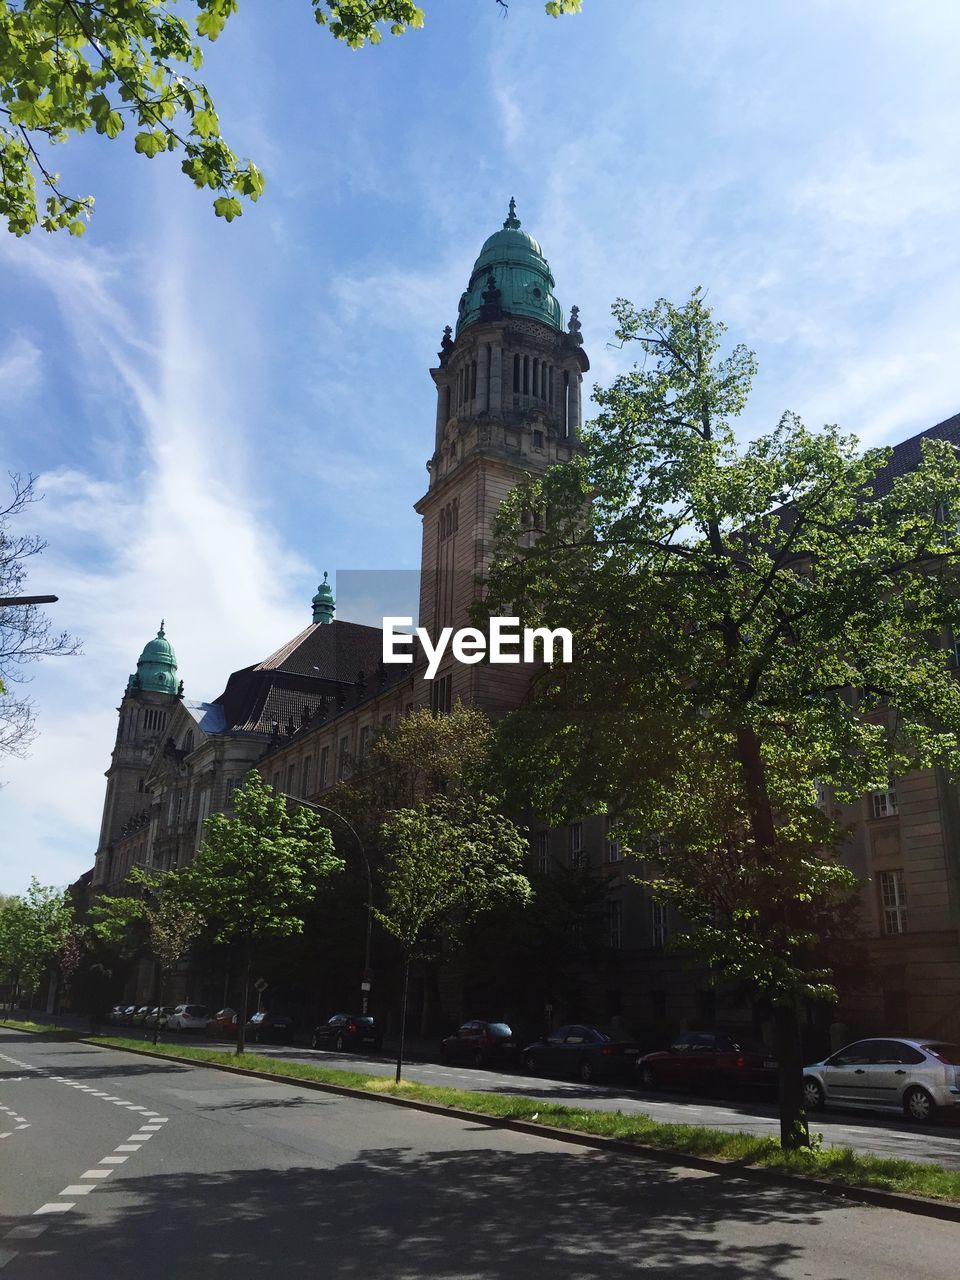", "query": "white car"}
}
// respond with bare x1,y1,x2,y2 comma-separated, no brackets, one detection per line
165,1004,210,1033
803,1037,960,1122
